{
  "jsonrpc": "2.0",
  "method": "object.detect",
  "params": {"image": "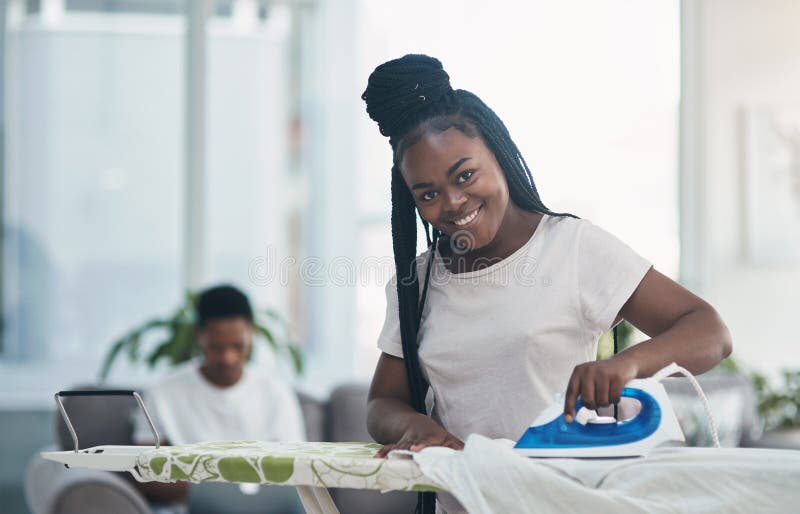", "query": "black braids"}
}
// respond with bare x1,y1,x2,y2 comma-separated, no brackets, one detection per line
390,165,428,415
517,152,540,196
391,165,438,514
480,121,543,211
613,325,619,419
418,233,438,320
362,55,452,138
